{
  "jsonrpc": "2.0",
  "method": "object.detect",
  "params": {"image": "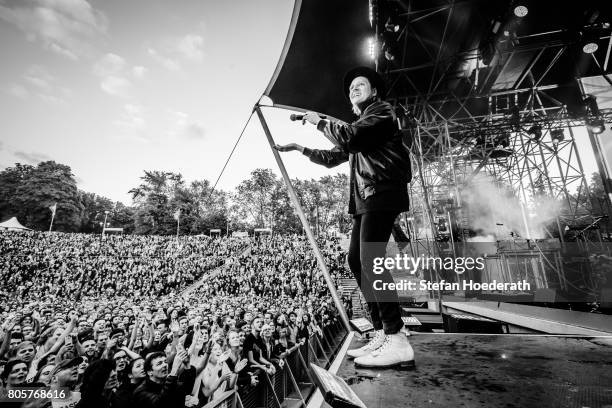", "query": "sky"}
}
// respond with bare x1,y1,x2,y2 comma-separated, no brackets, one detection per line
0,0,350,204
0,0,609,206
